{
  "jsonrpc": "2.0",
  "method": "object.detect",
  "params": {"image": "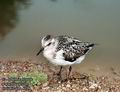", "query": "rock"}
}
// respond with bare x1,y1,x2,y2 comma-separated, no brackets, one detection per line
42,86,50,90
89,82,98,89
72,88,76,91
66,84,71,88
83,87,88,91
62,87,66,91
62,84,64,87
42,82,49,87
